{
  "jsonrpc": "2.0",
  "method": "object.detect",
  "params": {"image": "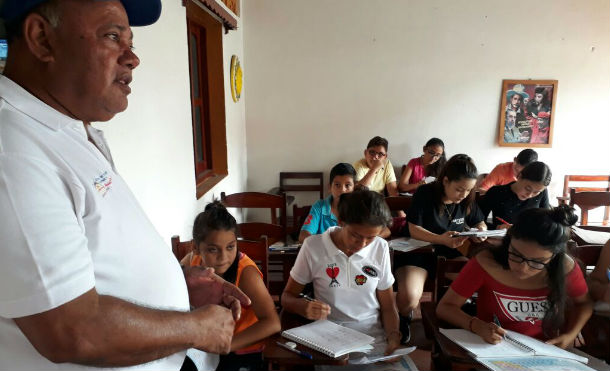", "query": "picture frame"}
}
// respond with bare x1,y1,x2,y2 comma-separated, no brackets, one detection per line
498,79,557,148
